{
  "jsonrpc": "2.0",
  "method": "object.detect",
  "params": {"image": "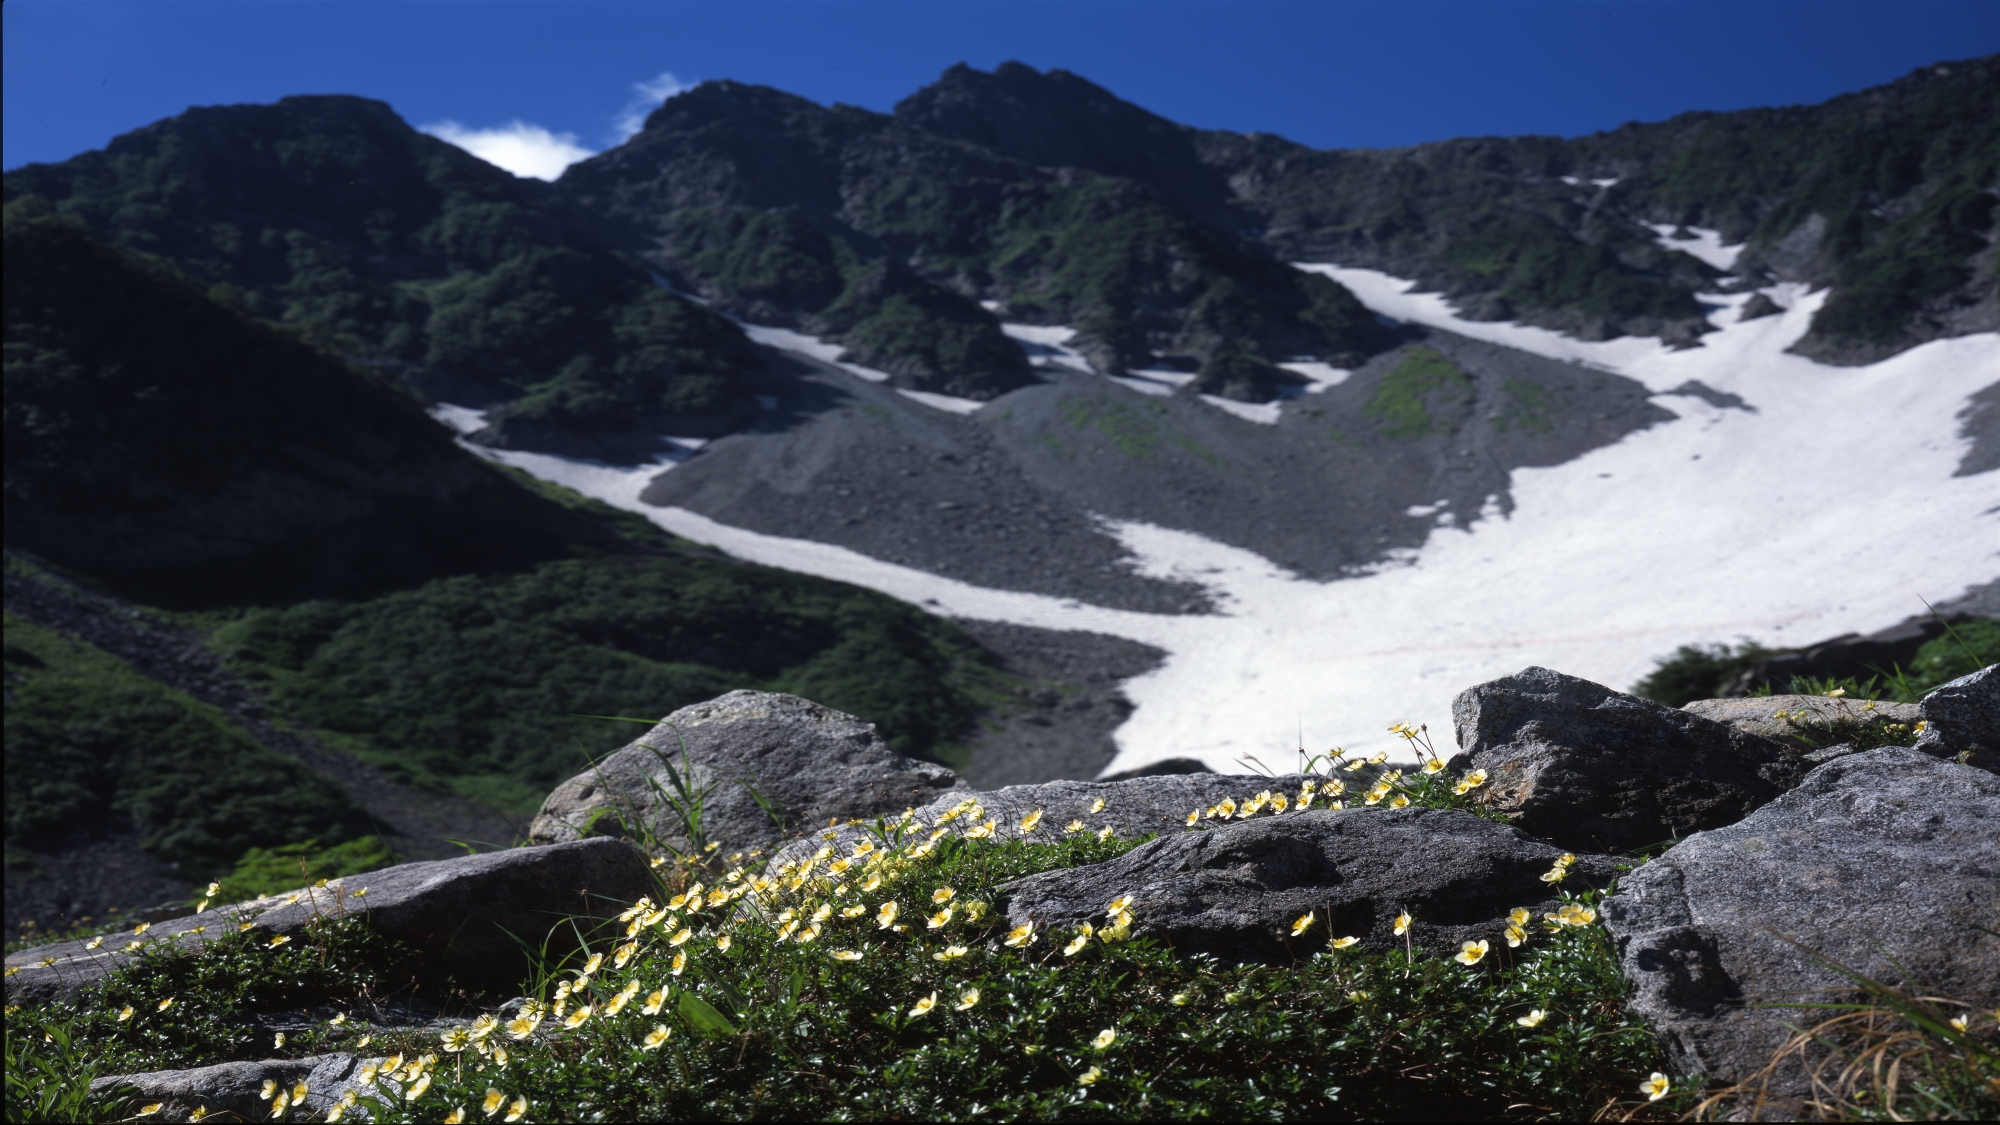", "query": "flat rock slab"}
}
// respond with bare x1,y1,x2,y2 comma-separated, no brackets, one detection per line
529,691,966,854
764,772,1347,870
1683,694,1923,745
92,1054,366,1122
1450,667,1807,853
5,838,647,1005
1601,747,2000,1103
1002,807,1616,963
1914,664,1997,771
